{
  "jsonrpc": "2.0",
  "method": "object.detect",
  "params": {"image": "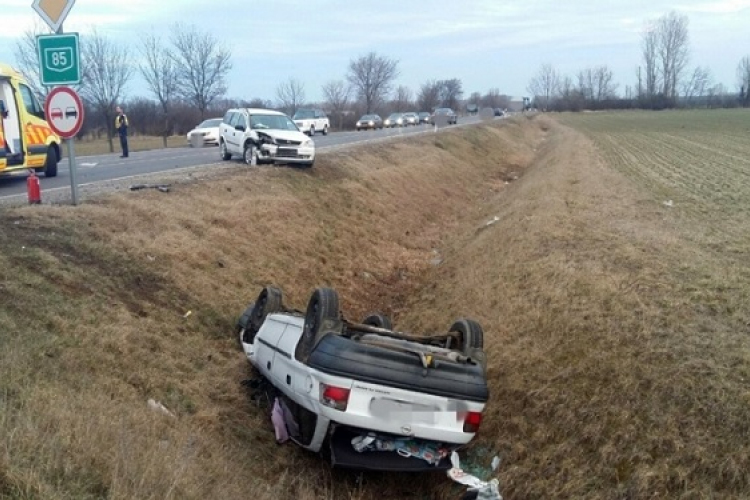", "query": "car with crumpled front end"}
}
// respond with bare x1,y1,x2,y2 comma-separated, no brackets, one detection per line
219,108,315,168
